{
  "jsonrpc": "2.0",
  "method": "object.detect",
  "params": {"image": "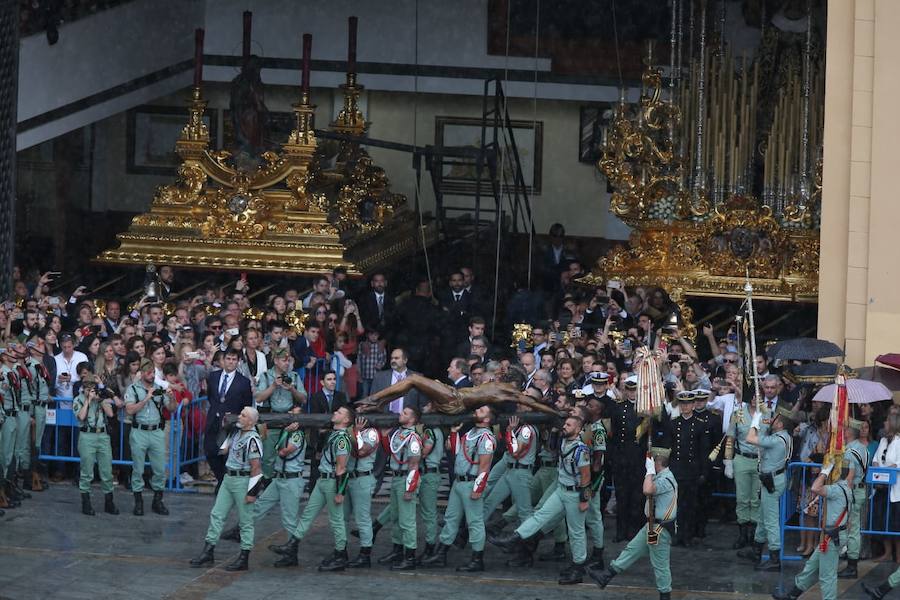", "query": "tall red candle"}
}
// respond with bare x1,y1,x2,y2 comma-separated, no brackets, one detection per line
242,11,252,59
193,28,204,87
348,16,357,73
301,33,312,93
